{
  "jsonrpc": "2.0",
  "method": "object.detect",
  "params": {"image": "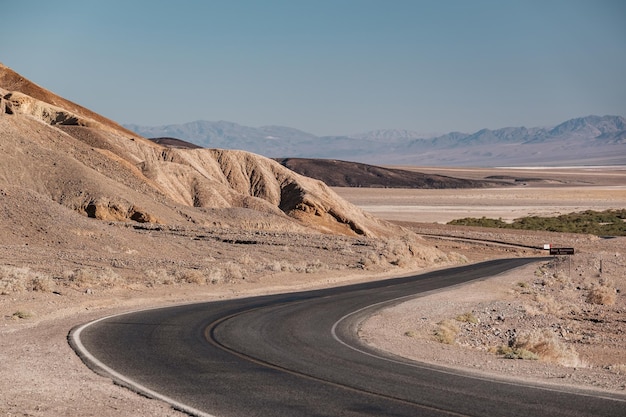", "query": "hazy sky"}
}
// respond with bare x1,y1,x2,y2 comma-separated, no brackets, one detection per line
2,1,625,136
